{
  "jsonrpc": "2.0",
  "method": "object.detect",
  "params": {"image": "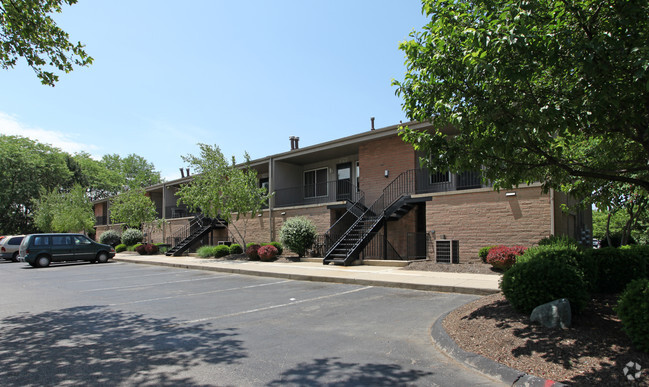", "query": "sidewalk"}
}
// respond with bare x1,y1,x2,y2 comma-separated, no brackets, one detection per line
113,253,500,295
